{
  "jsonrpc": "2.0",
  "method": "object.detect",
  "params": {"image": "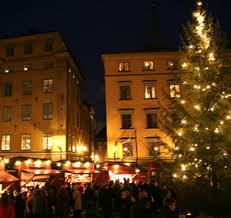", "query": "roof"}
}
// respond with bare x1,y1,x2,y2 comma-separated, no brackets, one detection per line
0,170,18,183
